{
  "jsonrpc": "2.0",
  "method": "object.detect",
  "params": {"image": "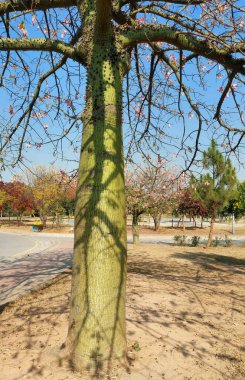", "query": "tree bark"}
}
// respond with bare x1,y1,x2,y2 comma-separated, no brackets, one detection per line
66,34,128,374
206,214,215,248
153,214,161,231
132,213,140,244
40,214,47,227
201,216,203,229
182,214,186,233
